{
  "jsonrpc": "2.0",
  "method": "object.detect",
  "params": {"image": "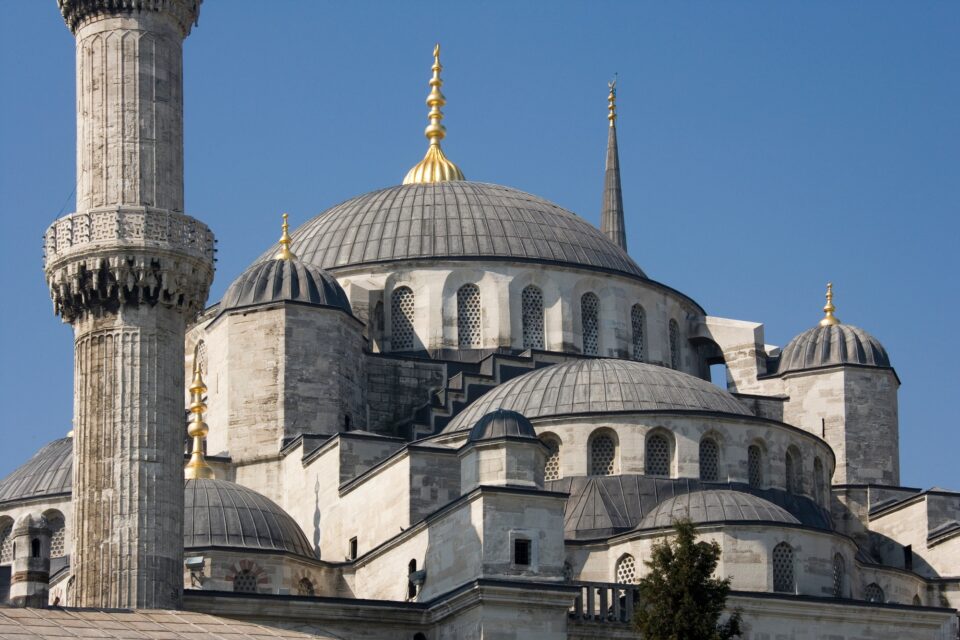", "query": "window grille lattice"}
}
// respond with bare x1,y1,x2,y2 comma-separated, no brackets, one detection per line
646,434,670,477
581,293,600,356
699,438,720,481
521,286,545,350
543,438,561,481
631,304,645,361
669,320,680,369
457,284,482,348
49,518,66,558
233,570,258,593
0,525,12,564
391,287,415,351
832,553,845,598
864,583,885,603
814,457,825,503
785,449,801,494
590,434,616,476
748,445,763,488
297,578,315,596
772,542,794,593
616,555,637,584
